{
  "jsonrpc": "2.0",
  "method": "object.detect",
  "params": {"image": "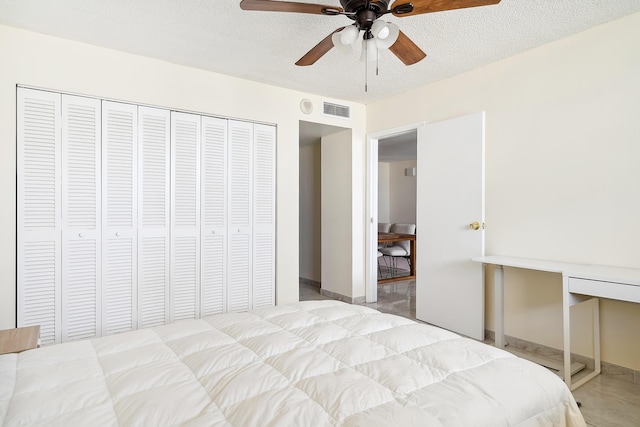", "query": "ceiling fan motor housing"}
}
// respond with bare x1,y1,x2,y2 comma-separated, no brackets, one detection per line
340,0,390,13
341,0,391,30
